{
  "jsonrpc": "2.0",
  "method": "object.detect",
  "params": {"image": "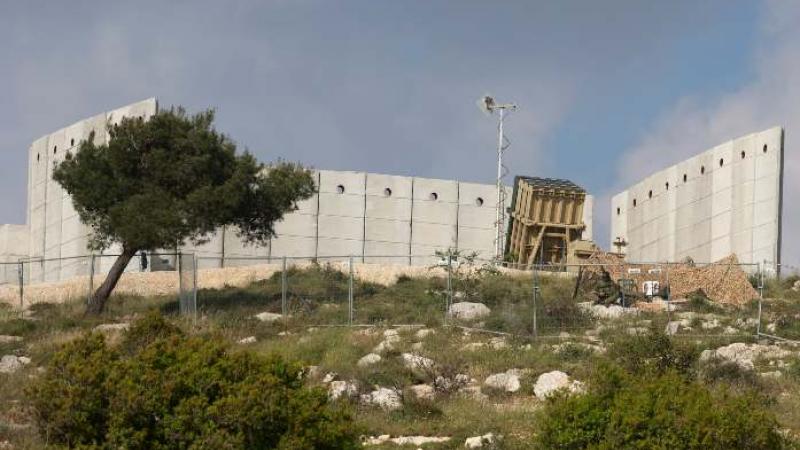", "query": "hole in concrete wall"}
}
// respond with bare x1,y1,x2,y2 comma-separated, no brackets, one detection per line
336,184,345,194
429,192,438,201
616,207,621,215
383,187,392,197
741,151,746,159
70,138,75,147
665,182,669,190
763,144,768,153
700,166,705,174
633,199,637,207
36,153,40,162
476,197,484,206
683,174,687,182
719,158,724,167
648,190,652,199
53,146,57,154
